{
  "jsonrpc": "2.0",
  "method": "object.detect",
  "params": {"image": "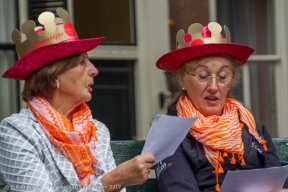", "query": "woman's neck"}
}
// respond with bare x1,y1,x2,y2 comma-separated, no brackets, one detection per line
44,93,80,121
